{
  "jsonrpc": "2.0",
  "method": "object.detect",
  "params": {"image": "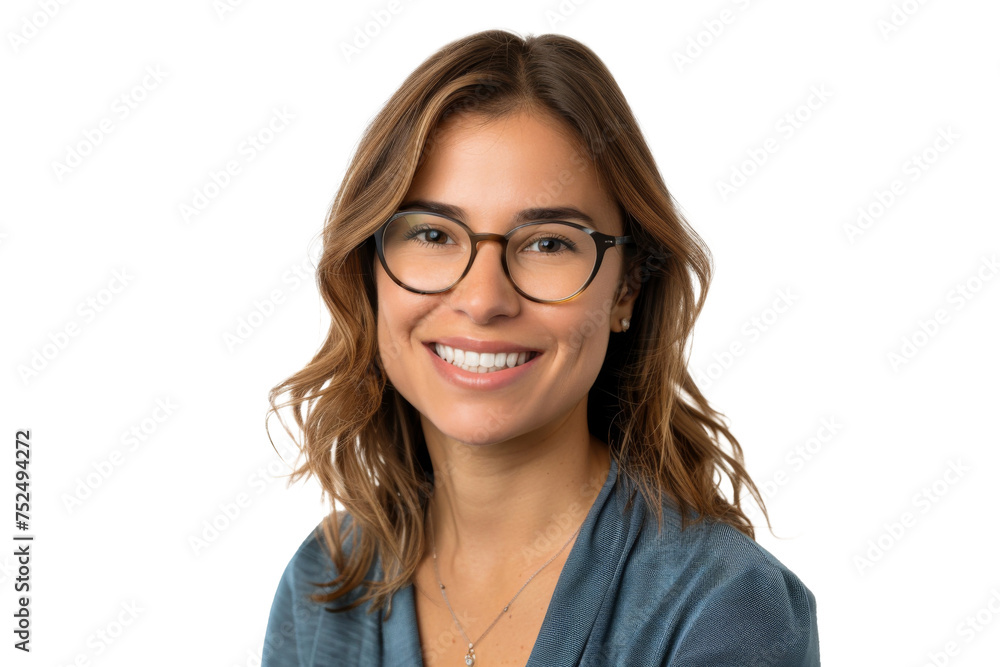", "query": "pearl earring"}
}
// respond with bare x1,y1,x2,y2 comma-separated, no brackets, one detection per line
621,318,630,332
